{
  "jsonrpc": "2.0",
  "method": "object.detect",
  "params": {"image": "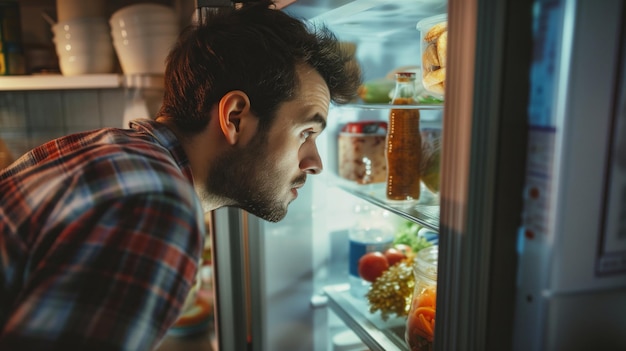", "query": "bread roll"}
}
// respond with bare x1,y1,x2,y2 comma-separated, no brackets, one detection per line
423,67,446,87
424,22,447,42
426,82,444,95
436,31,447,68
422,43,440,72
421,20,448,97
